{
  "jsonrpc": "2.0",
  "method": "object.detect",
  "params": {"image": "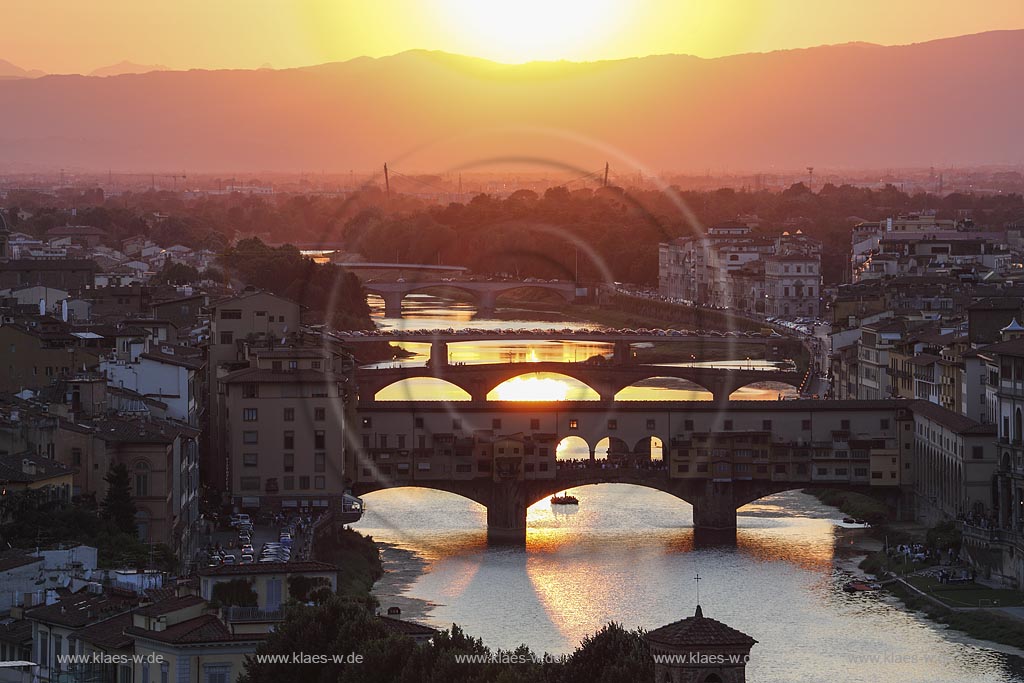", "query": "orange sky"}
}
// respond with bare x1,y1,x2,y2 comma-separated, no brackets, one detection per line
4,0,1024,73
